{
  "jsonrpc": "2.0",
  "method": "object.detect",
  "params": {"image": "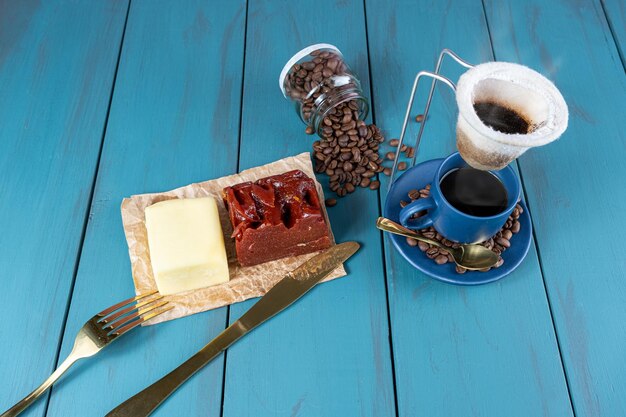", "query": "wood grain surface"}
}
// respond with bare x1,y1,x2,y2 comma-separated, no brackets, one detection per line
0,1,128,416
221,1,396,416
365,0,573,416
484,0,626,415
0,0,624,416
602,0,626,68
44,1,245,416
